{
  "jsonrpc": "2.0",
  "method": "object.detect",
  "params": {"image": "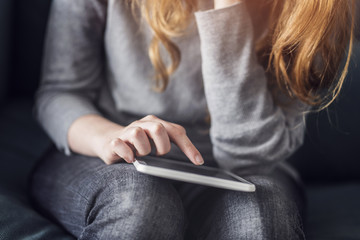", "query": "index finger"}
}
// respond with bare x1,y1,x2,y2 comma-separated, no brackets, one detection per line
153,120,204,165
